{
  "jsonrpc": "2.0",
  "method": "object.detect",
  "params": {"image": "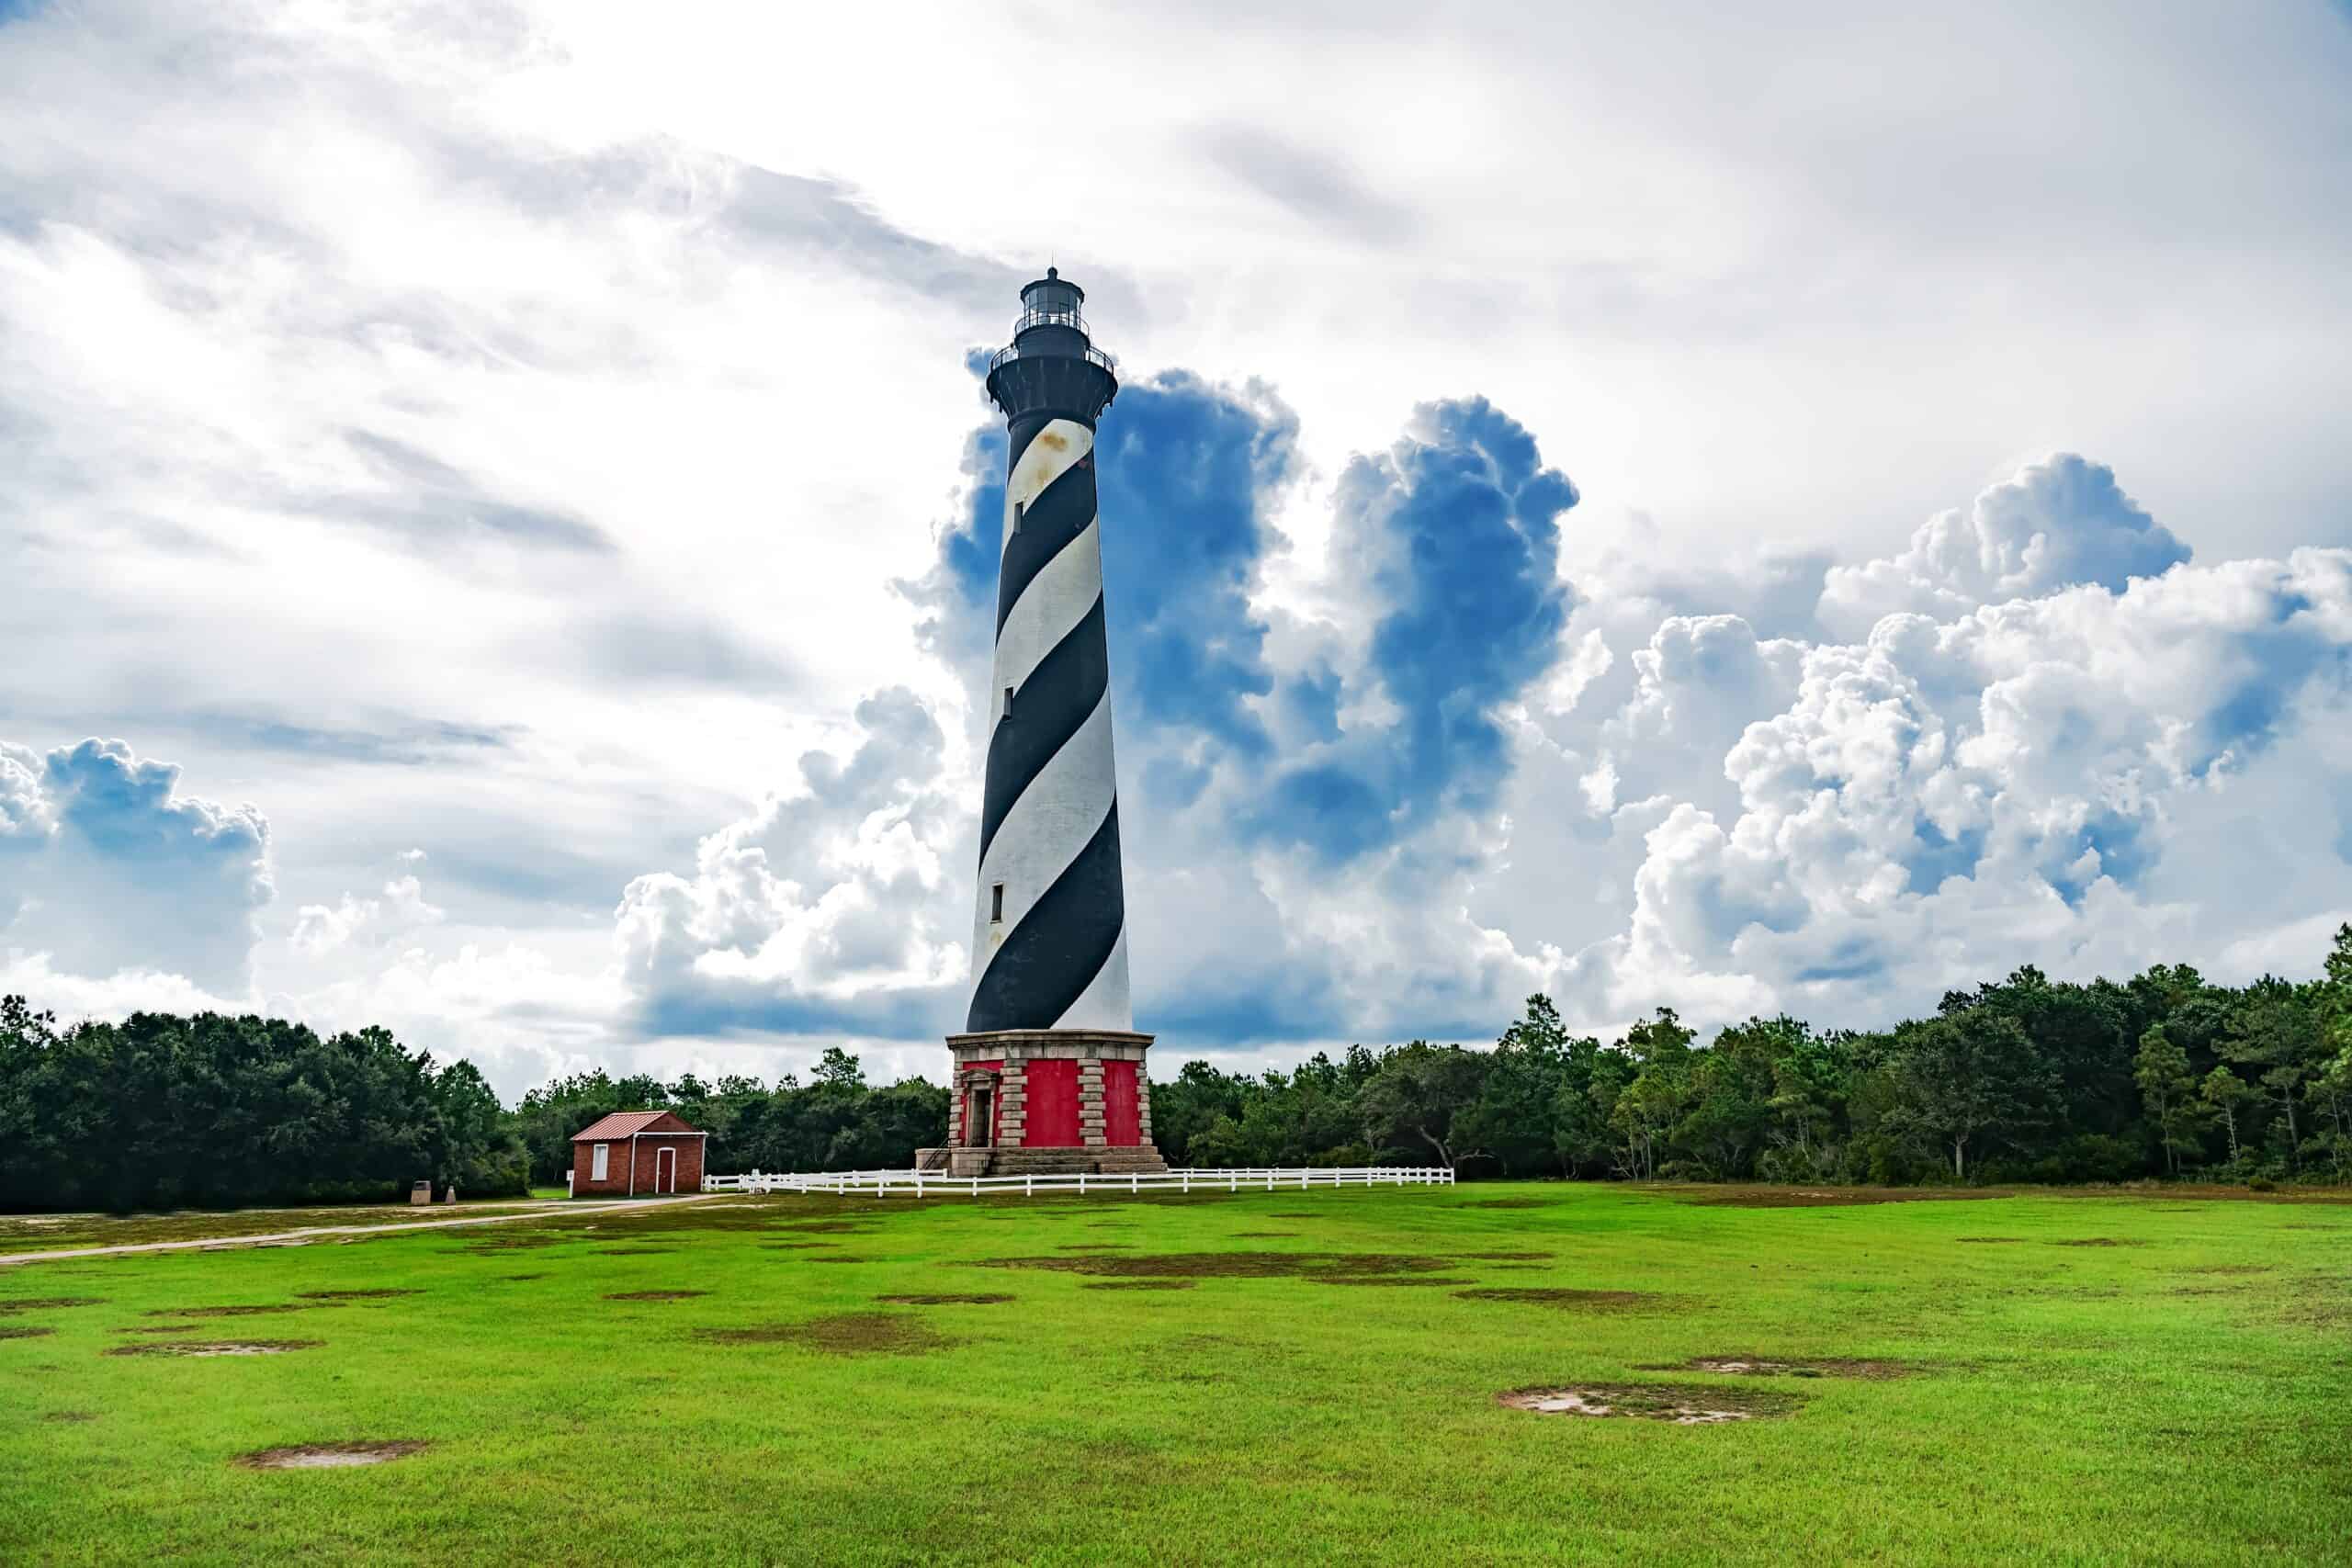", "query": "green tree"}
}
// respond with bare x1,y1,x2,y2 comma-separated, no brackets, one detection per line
1356,1043,1490,1170
1454,996,1577,1176
1761,1029,1852,1179
2200,1066,2254,1166
2133,1025,2202,1174
1677,1017,1799,1179
1878,1010,2056,1179
2222,979,2324,1173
